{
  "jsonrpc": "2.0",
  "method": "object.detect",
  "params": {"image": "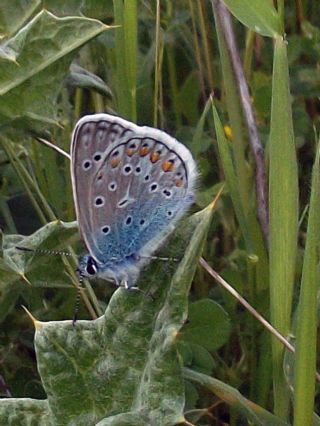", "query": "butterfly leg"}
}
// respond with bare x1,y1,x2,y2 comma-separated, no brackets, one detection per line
119,278,138,291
